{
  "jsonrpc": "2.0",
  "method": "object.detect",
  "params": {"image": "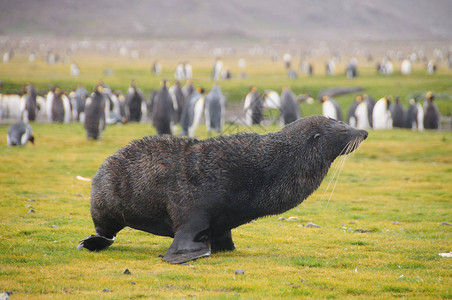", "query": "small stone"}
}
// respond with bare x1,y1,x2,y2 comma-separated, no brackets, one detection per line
27,209,35,214
131,281,136,285
354,229,369,233
27,199,35,202
277,217,286,221
392,222,402,225
235,269,245,275
102,288,111,292
340,227,347,229
440,222,451,226
25,204,33,208
76,193,84,197
305,222,321,228
123,268,131,275
51,225,59,229
438,252,452,257
287,217,298,221
250,220,257,223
